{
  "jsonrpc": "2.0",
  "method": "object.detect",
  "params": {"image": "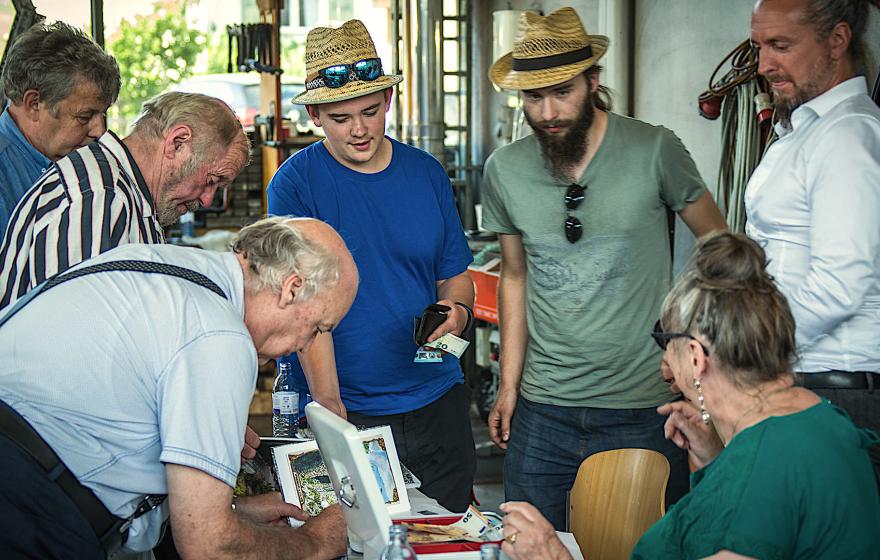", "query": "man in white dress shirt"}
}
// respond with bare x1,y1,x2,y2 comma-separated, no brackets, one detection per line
747,0,879,474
